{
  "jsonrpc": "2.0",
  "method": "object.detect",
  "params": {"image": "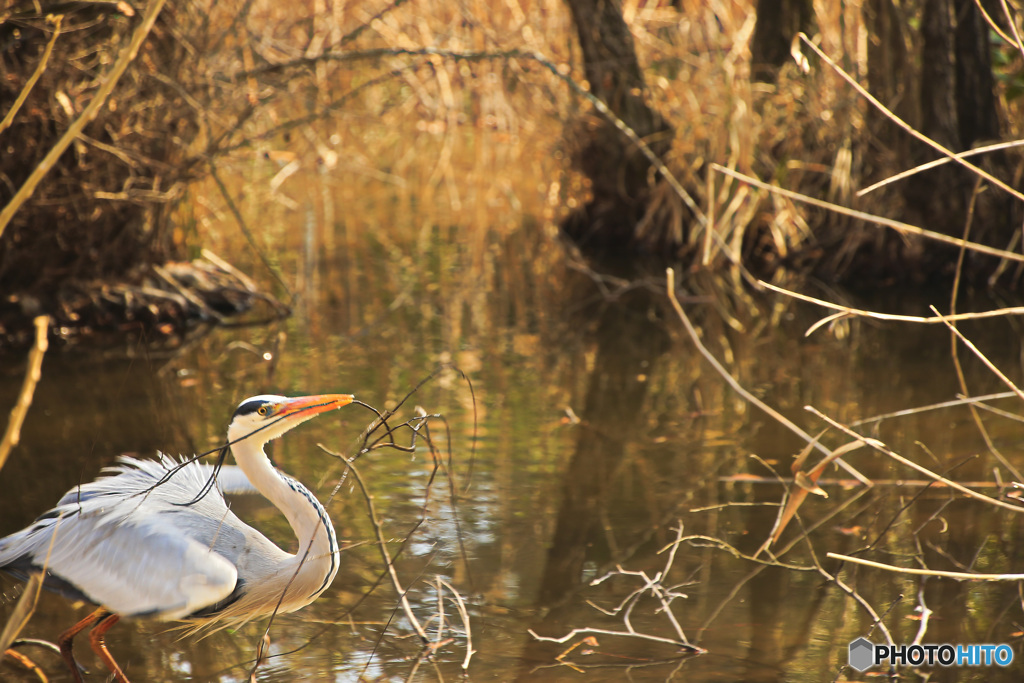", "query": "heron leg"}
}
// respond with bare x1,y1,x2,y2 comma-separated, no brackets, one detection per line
88,612,129,683
58,608,106,683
